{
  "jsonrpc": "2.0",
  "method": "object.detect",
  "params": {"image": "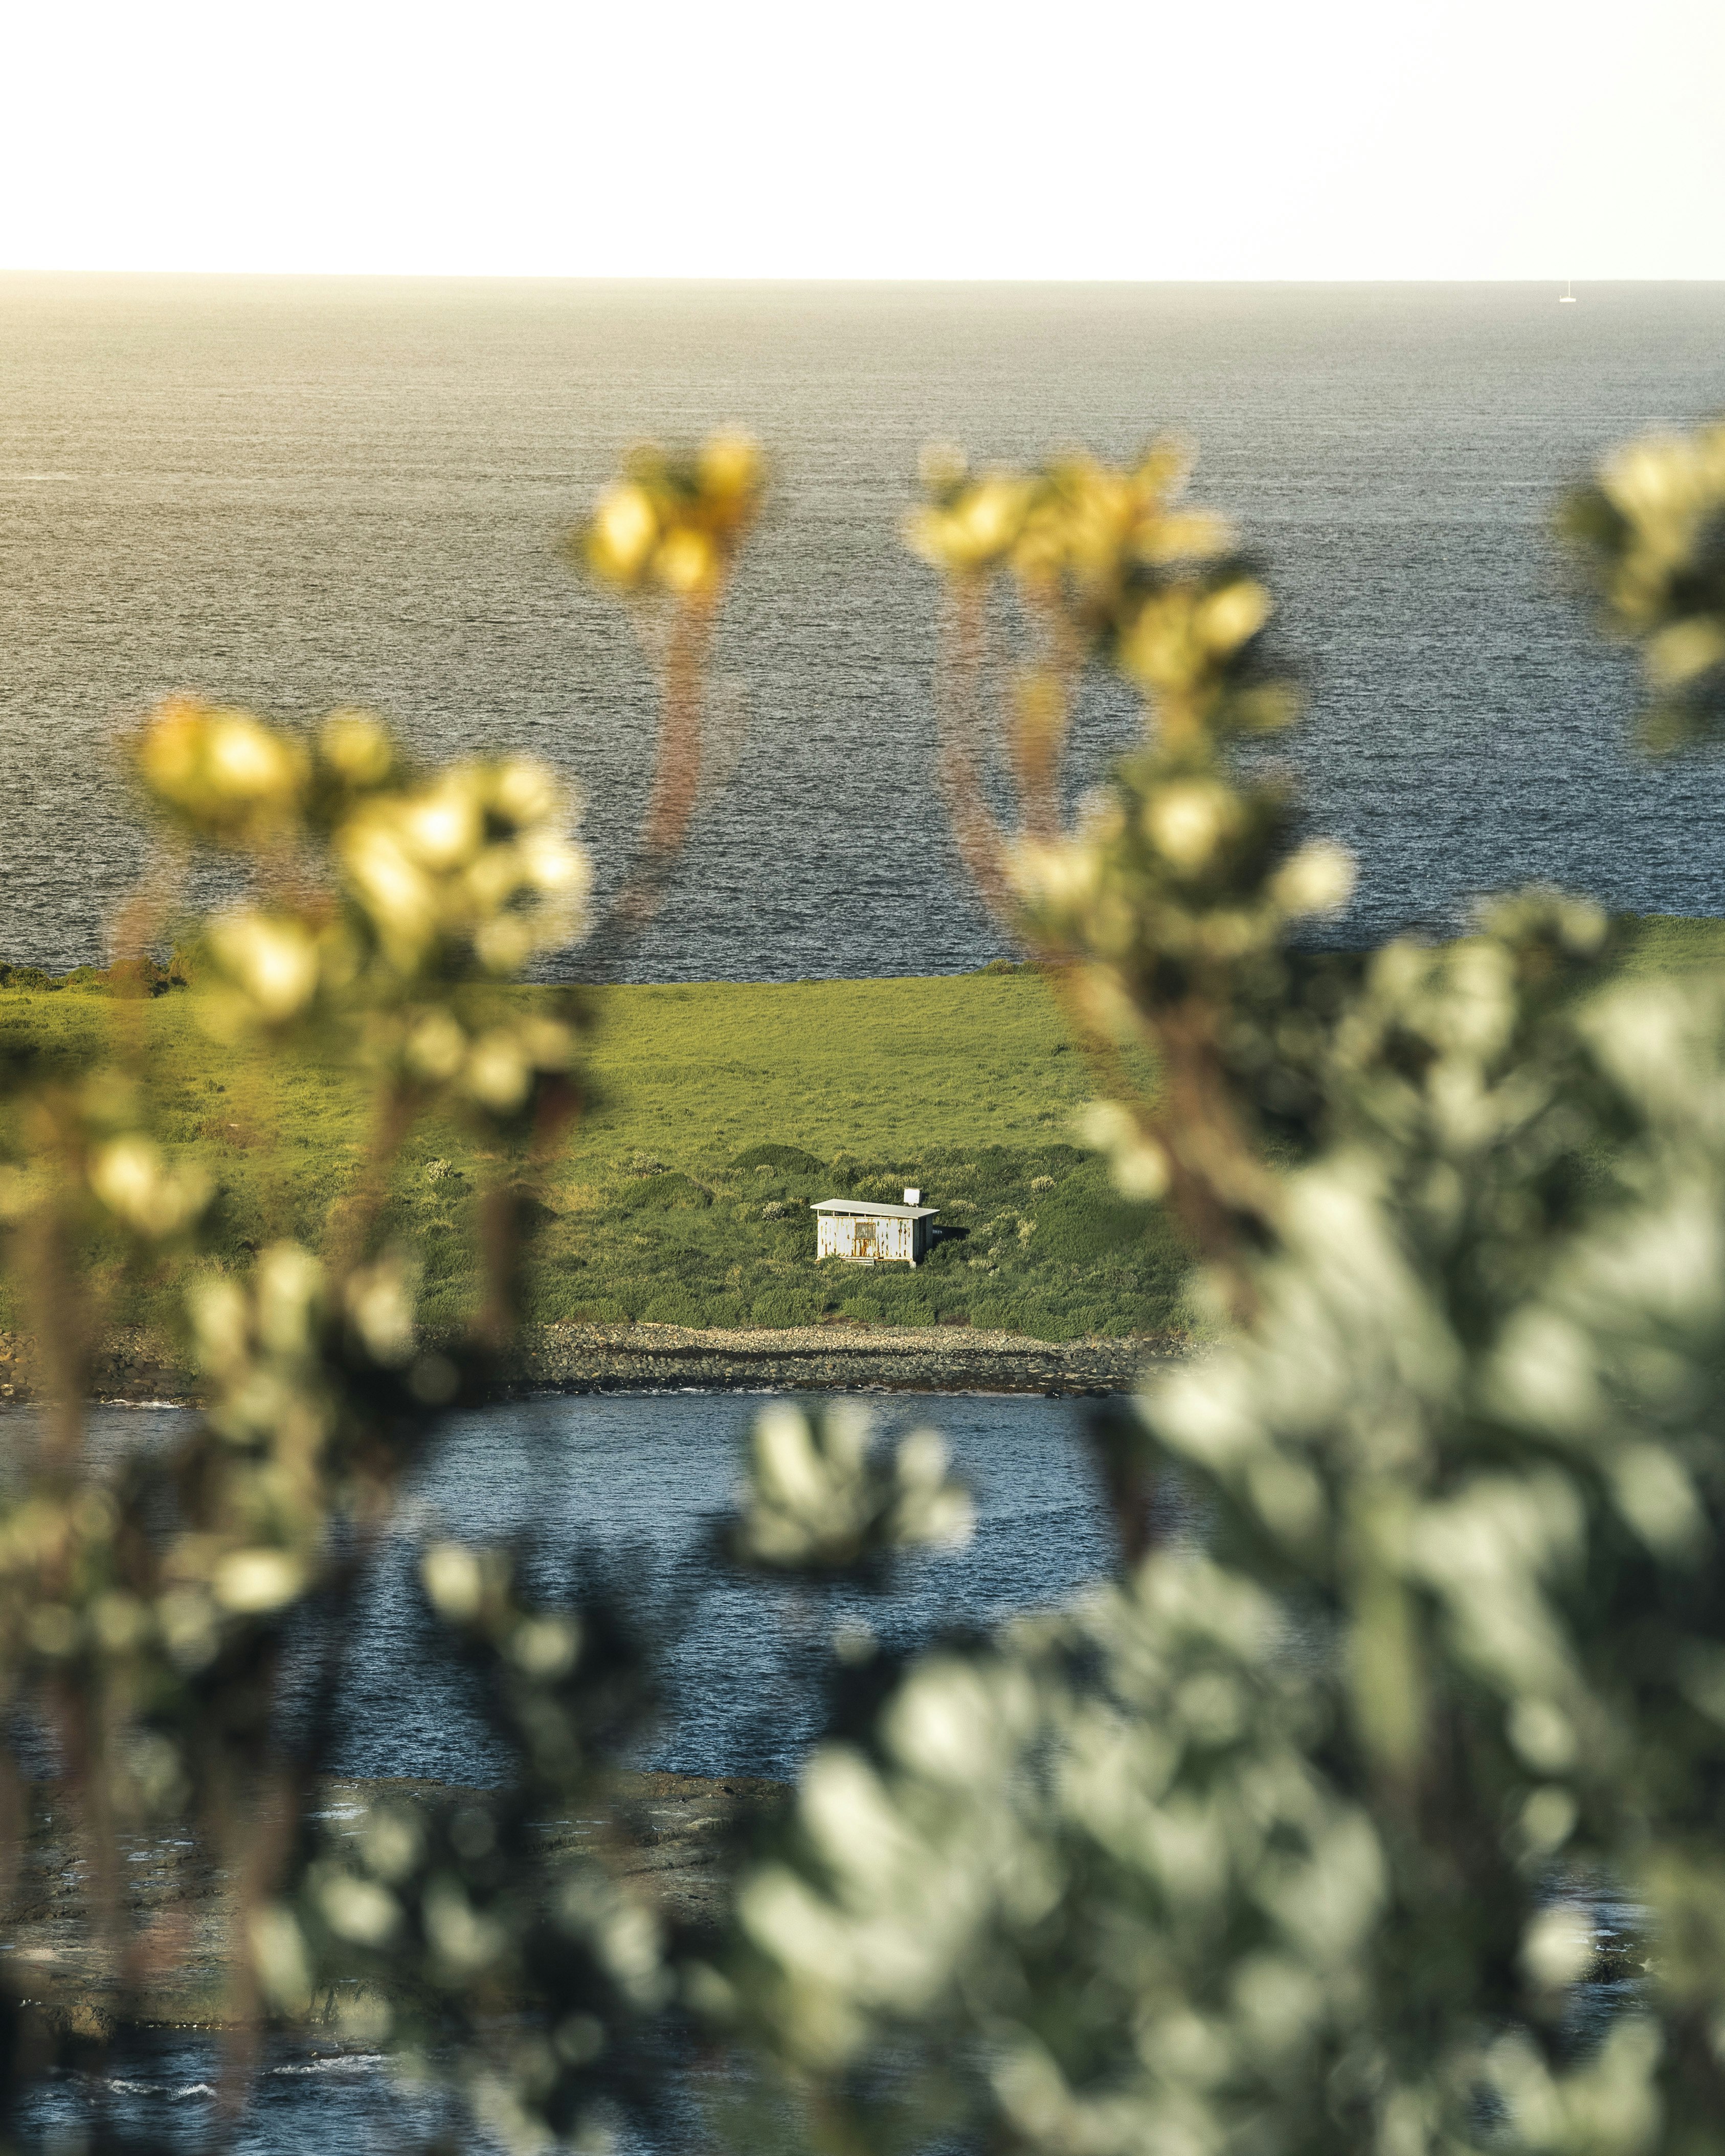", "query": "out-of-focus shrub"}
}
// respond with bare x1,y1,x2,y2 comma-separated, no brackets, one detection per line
707,425,1725,2156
